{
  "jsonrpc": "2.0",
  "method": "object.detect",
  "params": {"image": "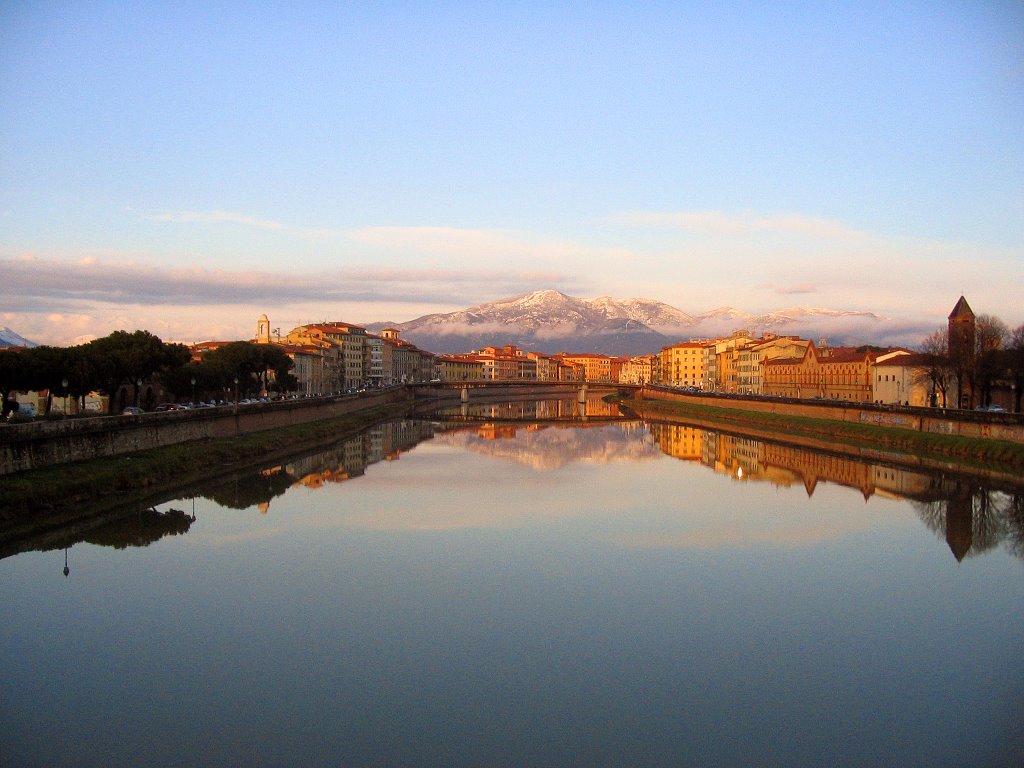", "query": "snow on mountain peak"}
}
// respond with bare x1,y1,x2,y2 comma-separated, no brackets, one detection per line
0,327,37,348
